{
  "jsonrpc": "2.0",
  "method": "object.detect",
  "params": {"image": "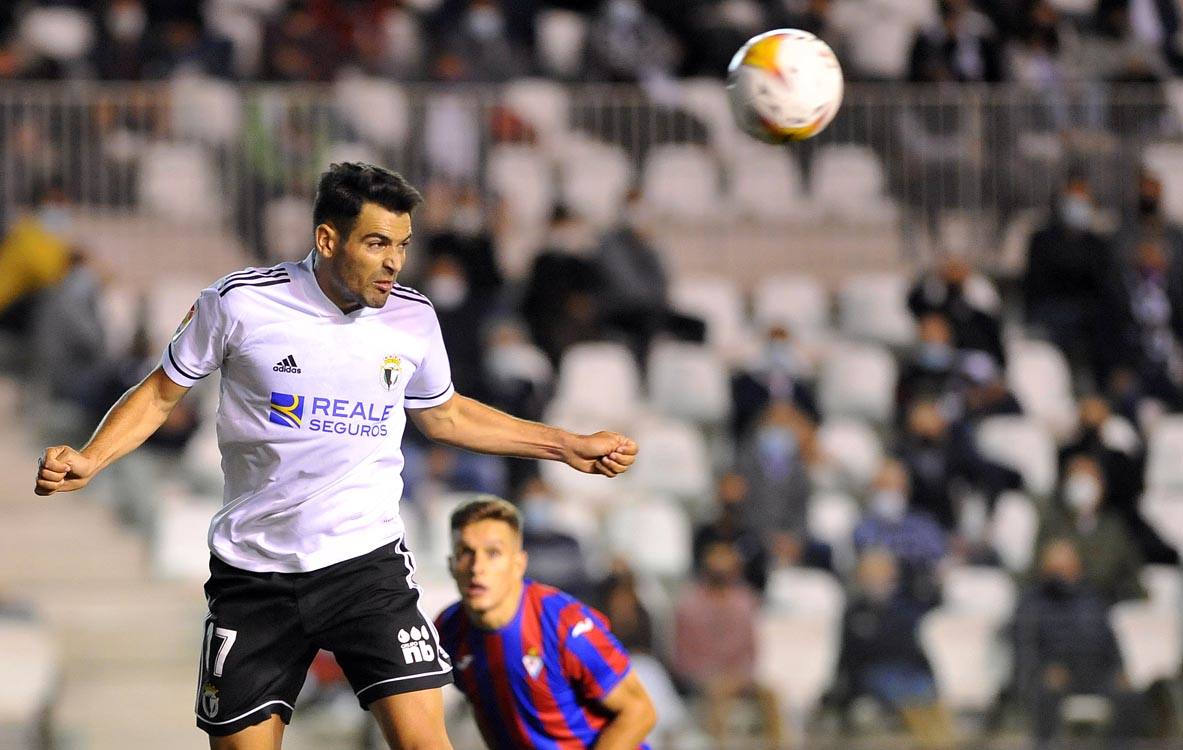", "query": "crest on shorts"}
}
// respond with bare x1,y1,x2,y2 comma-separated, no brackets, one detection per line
380,355,402,391
522,646,544,679
201,682,220,718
